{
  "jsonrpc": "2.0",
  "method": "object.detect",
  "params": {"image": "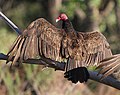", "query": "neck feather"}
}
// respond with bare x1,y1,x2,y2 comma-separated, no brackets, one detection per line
62,19,77,38
62,19,75,32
